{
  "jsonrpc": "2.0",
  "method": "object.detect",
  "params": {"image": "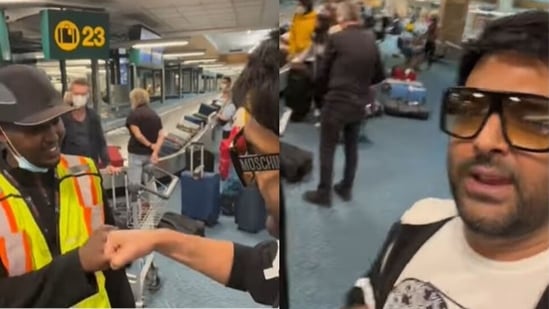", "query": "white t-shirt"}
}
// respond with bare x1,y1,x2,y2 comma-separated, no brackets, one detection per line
220,102,236,132
383,205,549,309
